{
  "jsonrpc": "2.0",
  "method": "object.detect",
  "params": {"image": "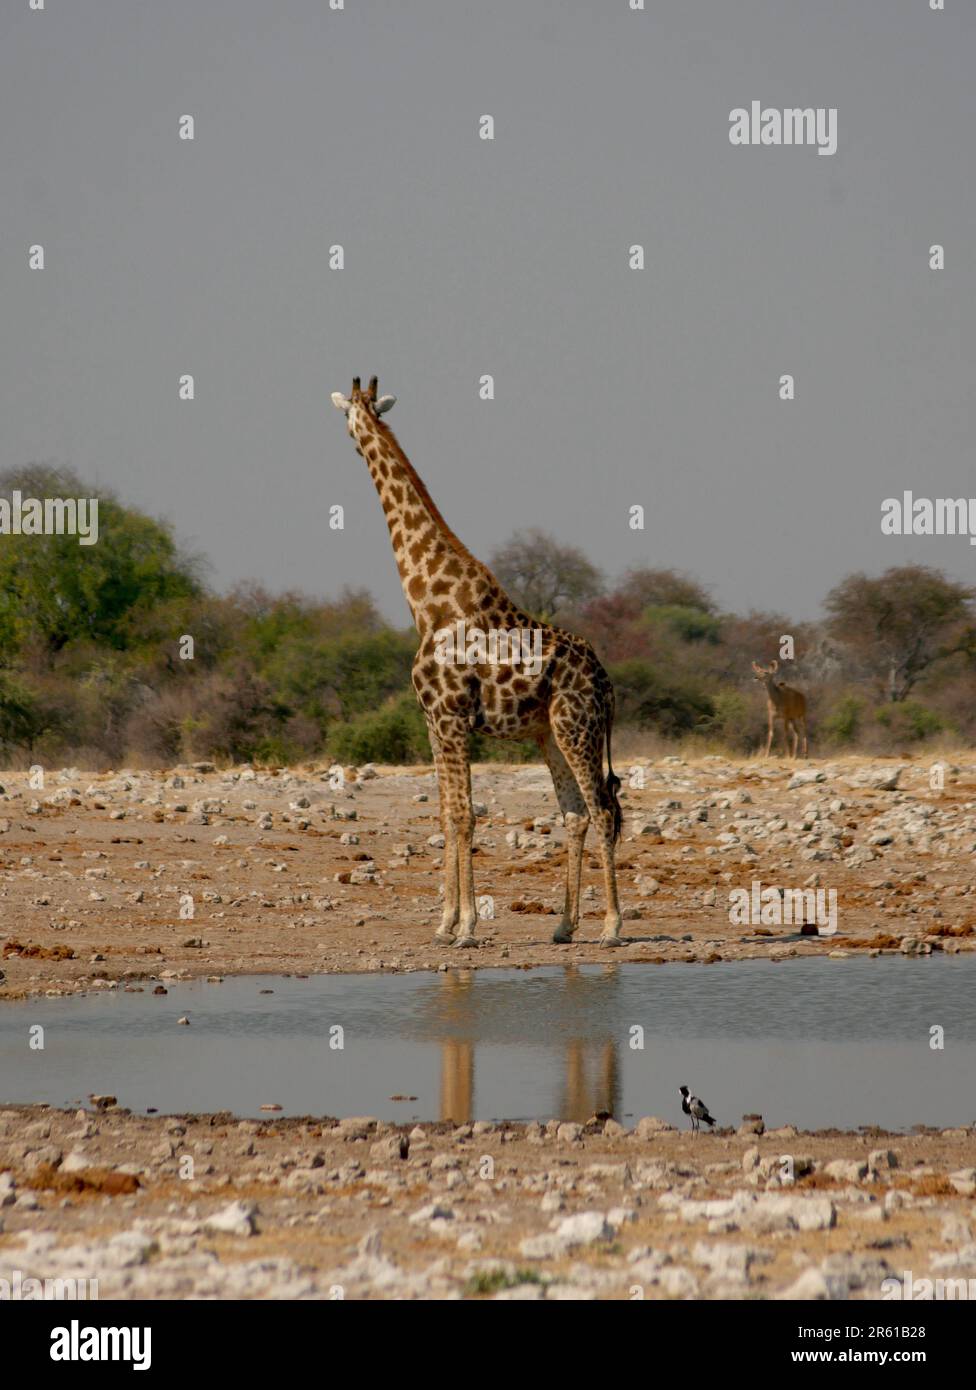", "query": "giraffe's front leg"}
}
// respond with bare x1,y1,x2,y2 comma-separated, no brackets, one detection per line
437,726,479,947
435,826,460,943
430,741,458,942
453,809,478,946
